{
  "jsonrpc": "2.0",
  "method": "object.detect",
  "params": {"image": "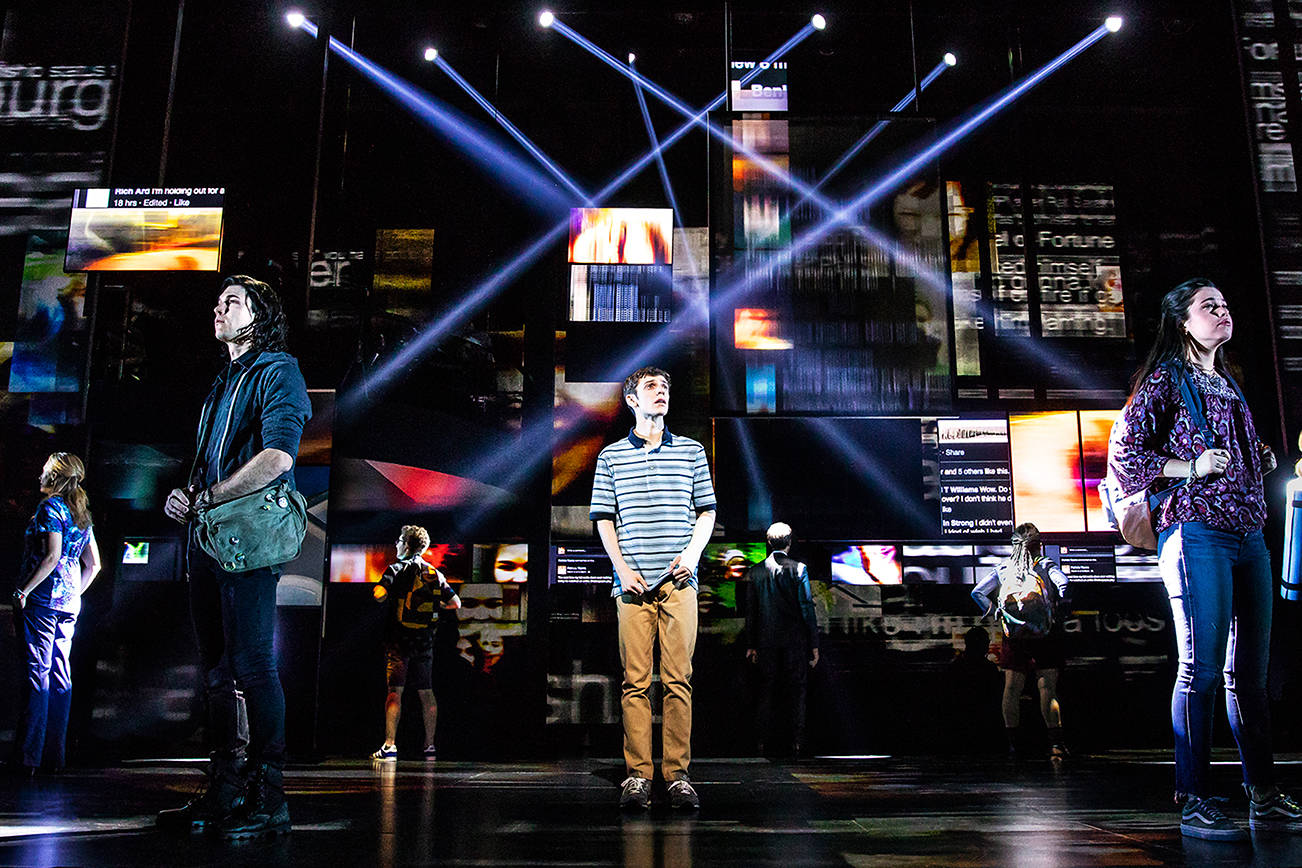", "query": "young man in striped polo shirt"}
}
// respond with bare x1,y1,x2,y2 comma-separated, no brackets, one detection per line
590,366,716,810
